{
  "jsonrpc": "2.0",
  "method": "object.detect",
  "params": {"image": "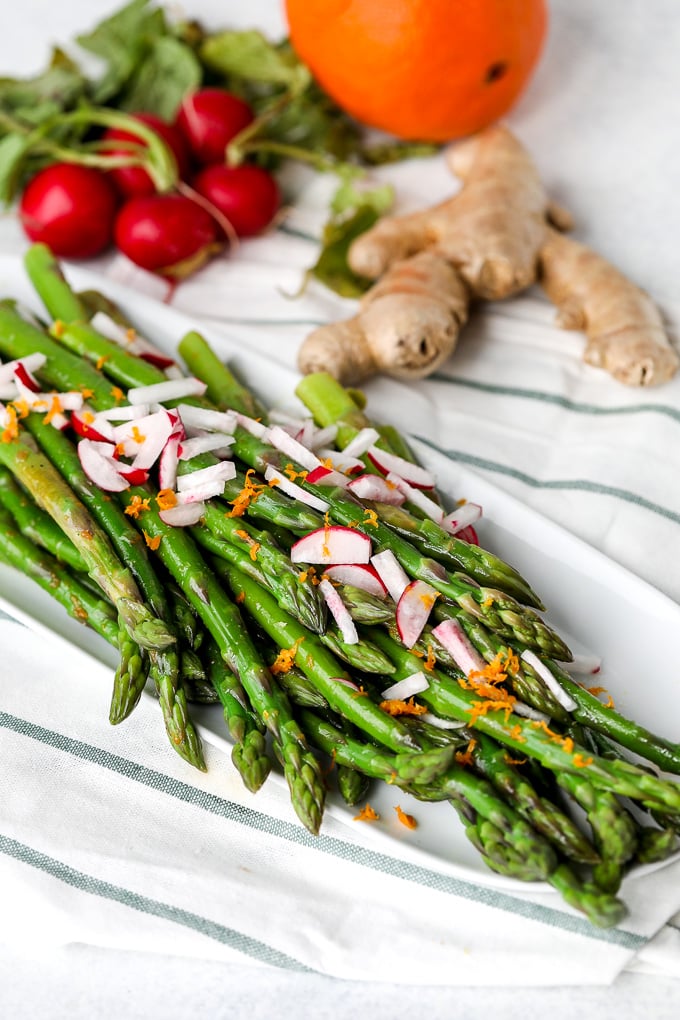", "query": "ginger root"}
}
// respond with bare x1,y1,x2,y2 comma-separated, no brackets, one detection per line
539,229,679,386
299,124,677,387
297,251,469,384
348,125,570,301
